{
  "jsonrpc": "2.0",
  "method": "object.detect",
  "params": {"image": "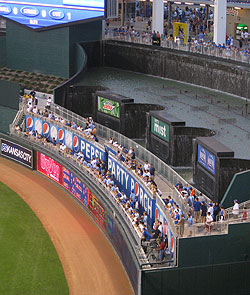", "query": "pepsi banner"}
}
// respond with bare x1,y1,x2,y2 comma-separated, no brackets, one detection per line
0,138,33,168
108,155,156,227
26,115,105,161
197,144,216,175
